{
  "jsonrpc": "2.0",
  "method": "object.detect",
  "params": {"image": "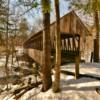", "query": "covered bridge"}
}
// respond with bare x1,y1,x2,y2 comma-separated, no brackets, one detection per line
23,11,90,78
